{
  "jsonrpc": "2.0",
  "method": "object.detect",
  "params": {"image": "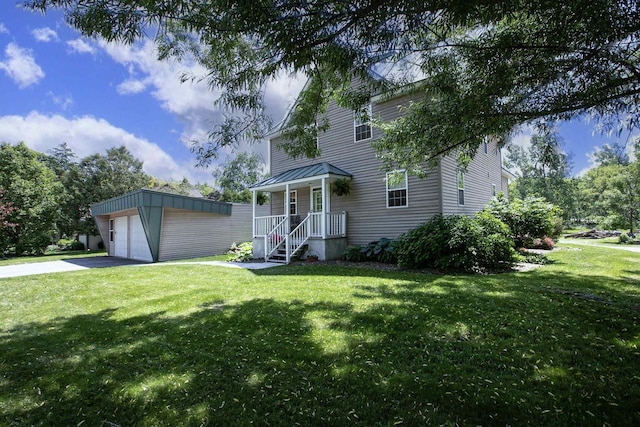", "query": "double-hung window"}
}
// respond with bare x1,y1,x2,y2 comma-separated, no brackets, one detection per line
386,170,408,208
109,219,115,242
289,190,298,215
457,170,465,206
354,104,372,142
